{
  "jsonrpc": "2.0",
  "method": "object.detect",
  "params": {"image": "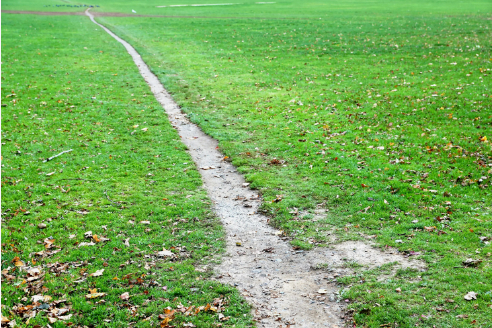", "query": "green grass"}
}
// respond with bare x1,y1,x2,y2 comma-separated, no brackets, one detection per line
92,2,492,326
2,0,492,326
3,0,492,16
1,13,252,327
